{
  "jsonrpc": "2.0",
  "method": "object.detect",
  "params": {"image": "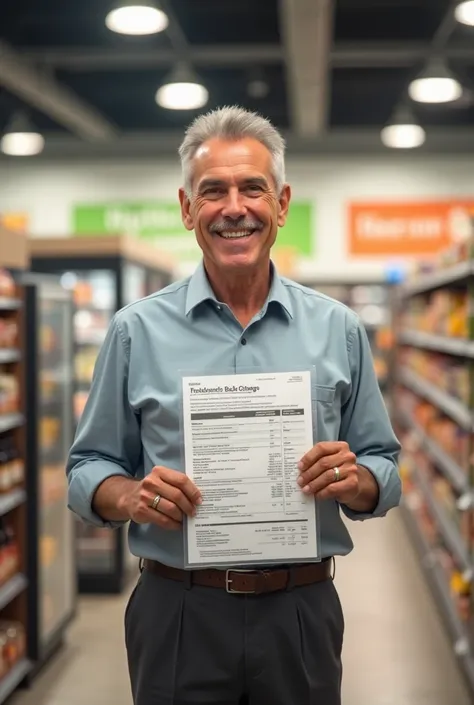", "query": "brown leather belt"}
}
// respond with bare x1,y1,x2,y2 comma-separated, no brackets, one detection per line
142,558,333,595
